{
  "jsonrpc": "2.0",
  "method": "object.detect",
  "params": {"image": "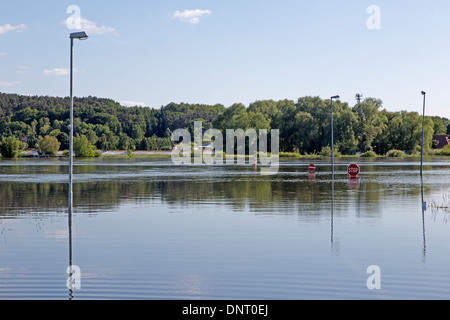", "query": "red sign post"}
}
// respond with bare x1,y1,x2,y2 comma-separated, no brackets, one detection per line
347,164,360,177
